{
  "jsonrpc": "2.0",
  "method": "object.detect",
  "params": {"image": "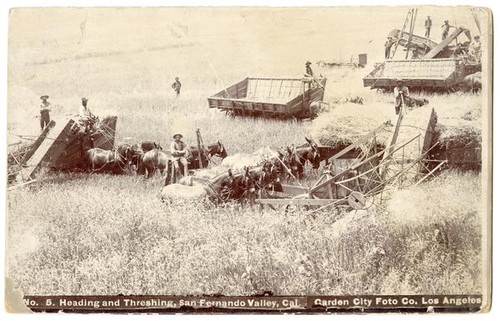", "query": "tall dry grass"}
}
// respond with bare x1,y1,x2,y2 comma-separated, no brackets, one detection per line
6,170,482,296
